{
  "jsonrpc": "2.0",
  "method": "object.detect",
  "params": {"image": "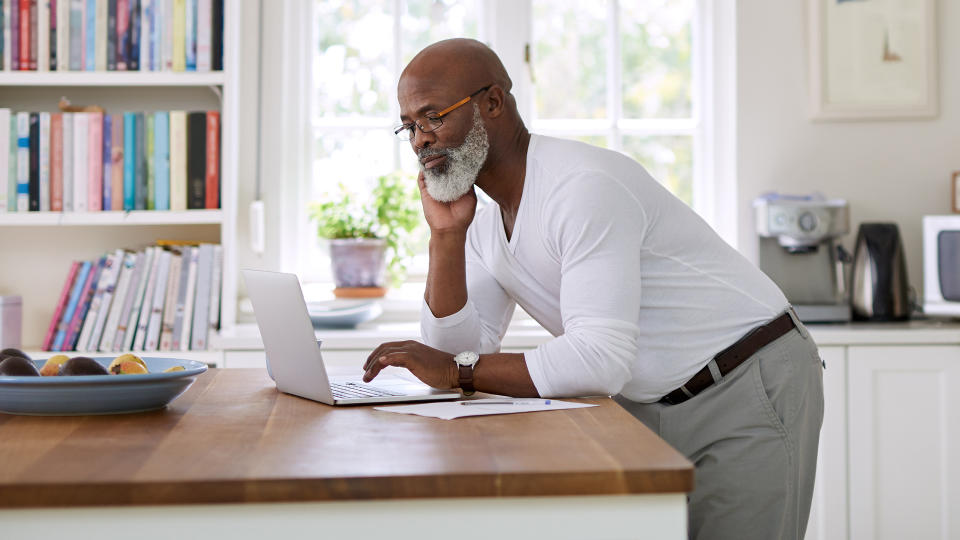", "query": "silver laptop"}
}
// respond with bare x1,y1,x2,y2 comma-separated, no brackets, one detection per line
242,269,461,405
